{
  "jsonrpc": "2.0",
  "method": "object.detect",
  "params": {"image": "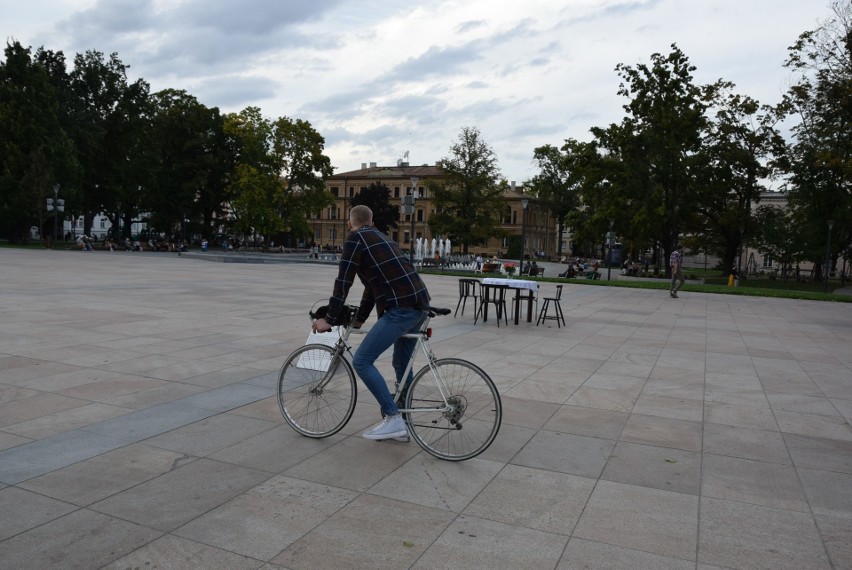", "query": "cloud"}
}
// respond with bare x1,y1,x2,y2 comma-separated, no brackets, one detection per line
2,0,831,181
190,74,280,110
